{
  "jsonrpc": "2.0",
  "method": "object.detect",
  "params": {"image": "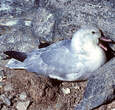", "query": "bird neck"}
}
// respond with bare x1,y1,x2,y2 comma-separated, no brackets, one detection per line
71,37,106,67
71,37,101,55
71,36,83,53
